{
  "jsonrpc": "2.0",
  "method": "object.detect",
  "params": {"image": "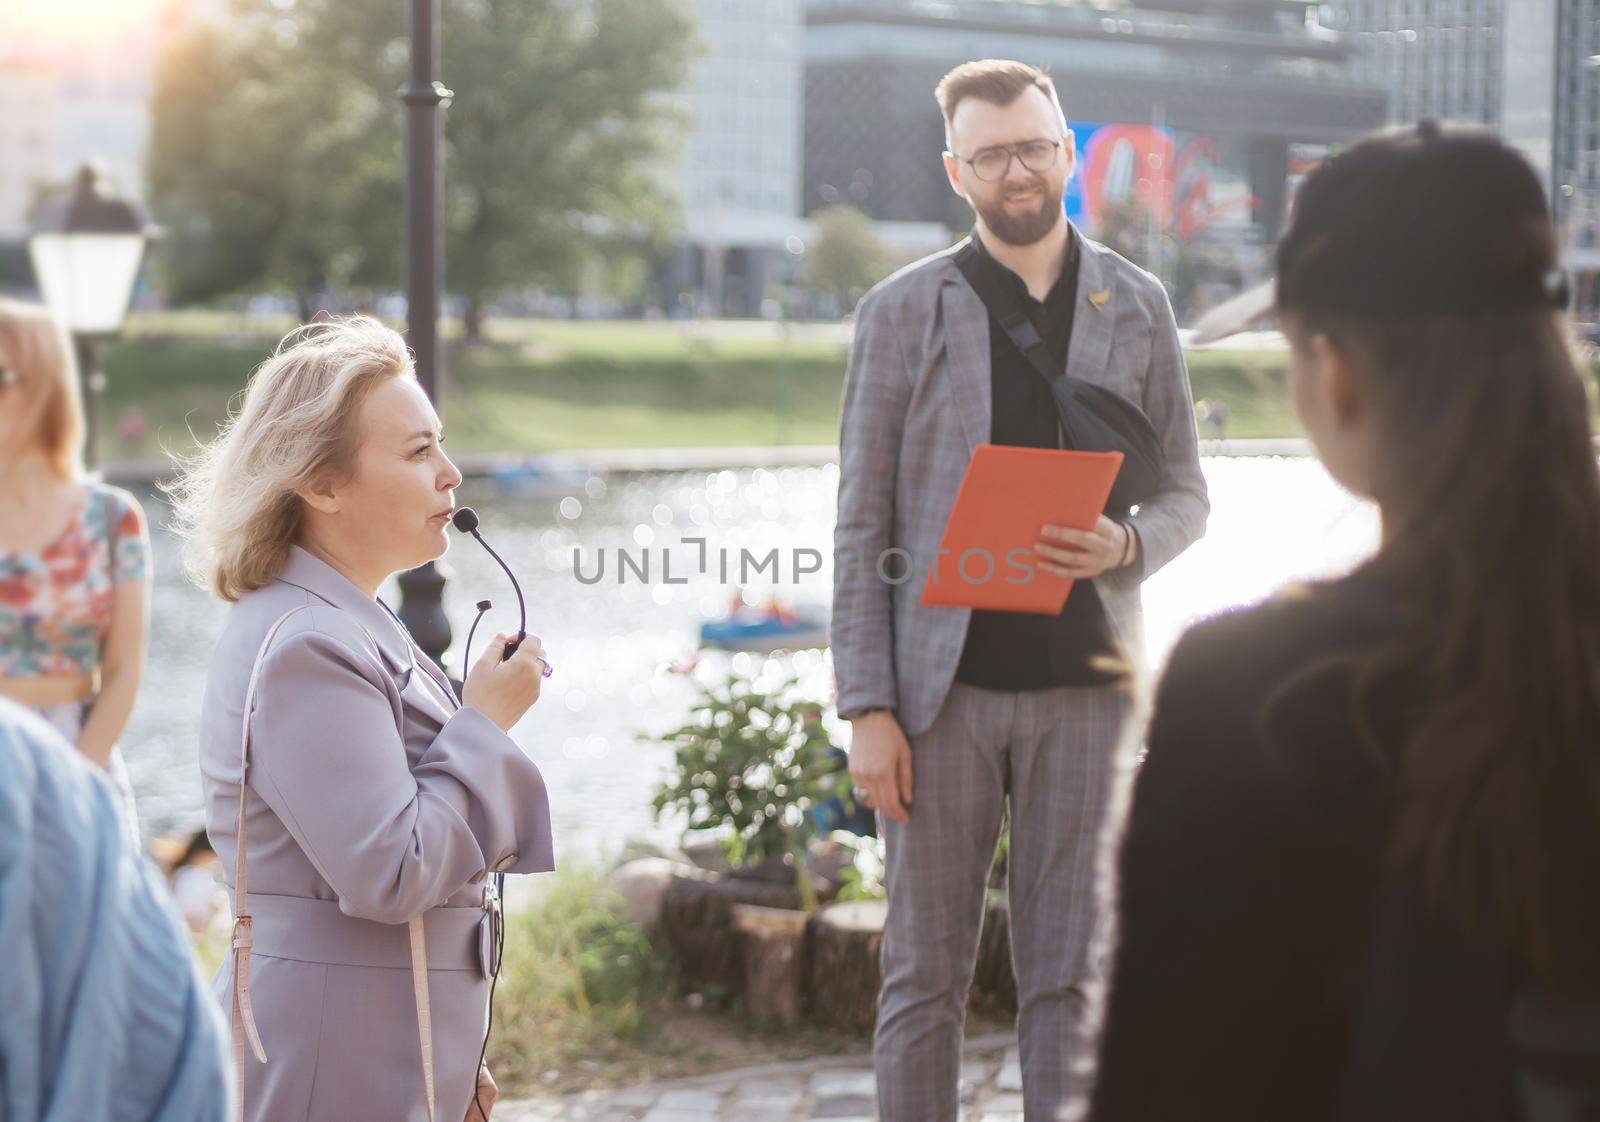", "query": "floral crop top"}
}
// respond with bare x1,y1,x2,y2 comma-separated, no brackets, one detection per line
0,484,150,677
